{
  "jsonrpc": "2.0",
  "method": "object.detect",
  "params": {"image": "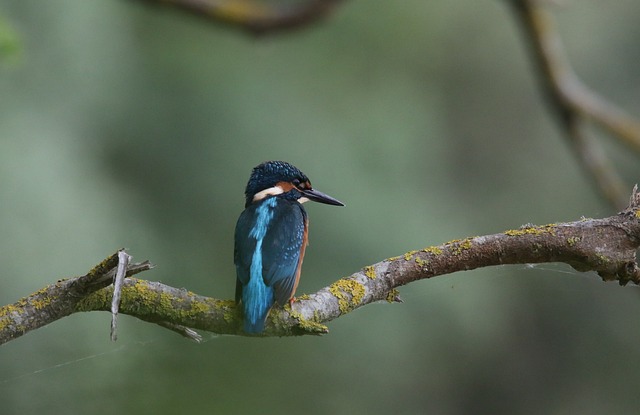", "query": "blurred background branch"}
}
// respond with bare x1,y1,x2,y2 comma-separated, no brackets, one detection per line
510,0,640,208
135,0,344,34
129,0,640,208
